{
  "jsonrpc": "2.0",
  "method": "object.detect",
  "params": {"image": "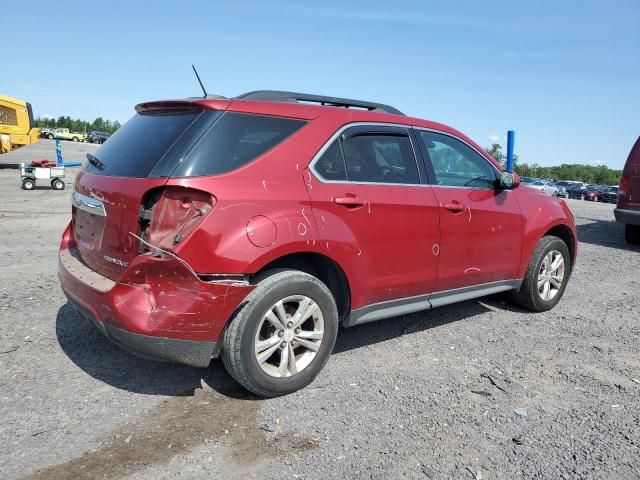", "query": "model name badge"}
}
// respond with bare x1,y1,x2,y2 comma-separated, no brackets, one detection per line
103,255,129,268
